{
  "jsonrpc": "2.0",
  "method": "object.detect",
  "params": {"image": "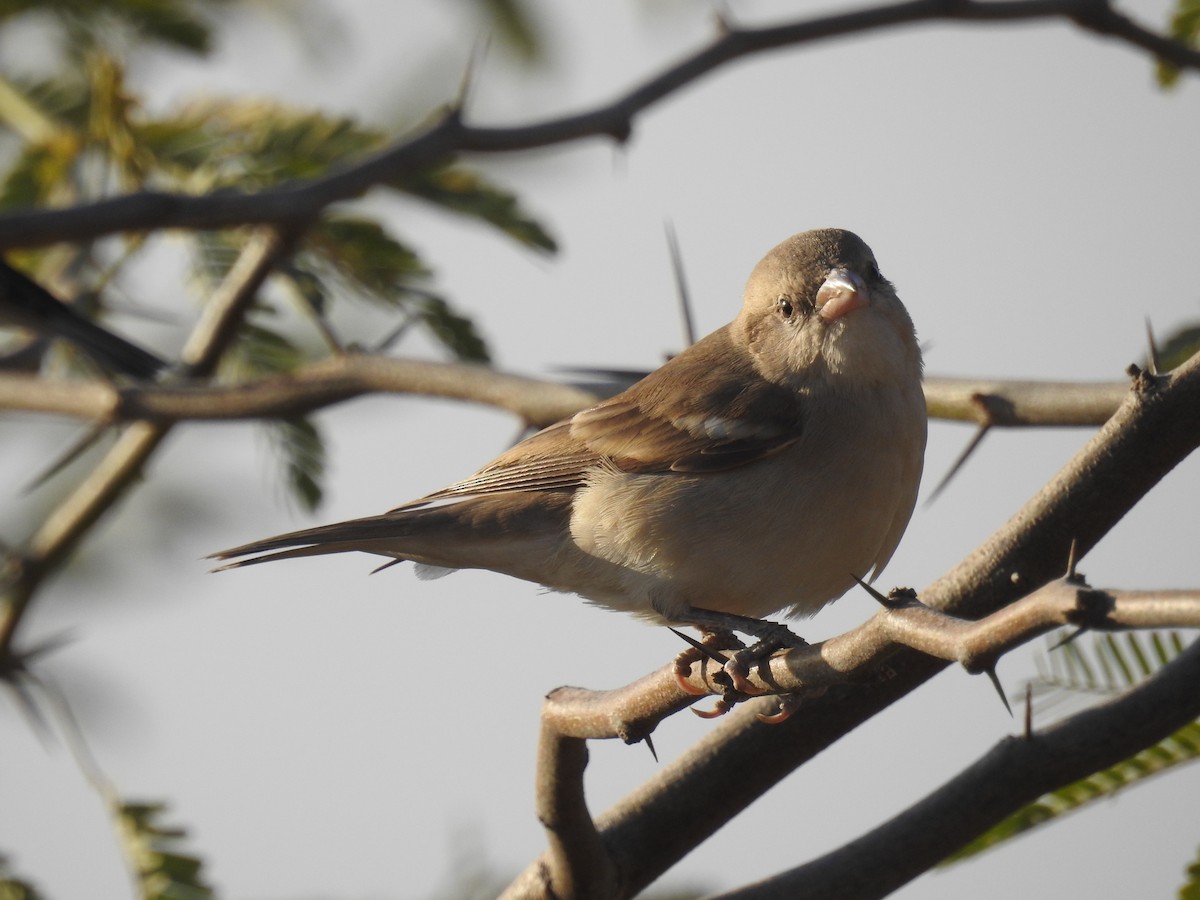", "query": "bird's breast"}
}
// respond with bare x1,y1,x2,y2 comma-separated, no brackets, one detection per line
568,380,925,622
